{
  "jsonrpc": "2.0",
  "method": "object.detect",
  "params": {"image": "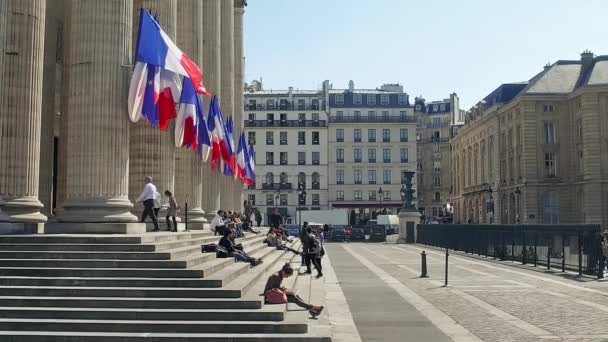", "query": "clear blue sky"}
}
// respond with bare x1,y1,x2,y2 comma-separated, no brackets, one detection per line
244,0,608,109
